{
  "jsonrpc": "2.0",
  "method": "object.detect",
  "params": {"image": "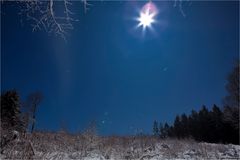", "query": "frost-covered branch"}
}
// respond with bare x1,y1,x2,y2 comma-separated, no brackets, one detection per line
82,0,91,13
17,0,78,40
174,0,191,17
